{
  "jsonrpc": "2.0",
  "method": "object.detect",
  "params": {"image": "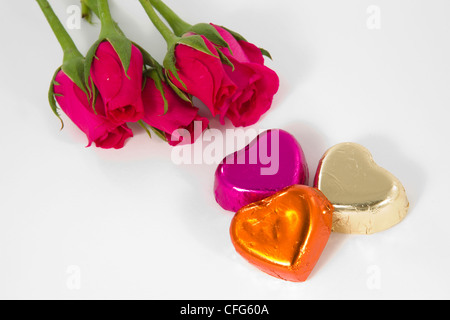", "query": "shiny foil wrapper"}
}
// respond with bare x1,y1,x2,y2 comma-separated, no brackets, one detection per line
230,185,333,282
314,143,409,235
214,129,309,212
